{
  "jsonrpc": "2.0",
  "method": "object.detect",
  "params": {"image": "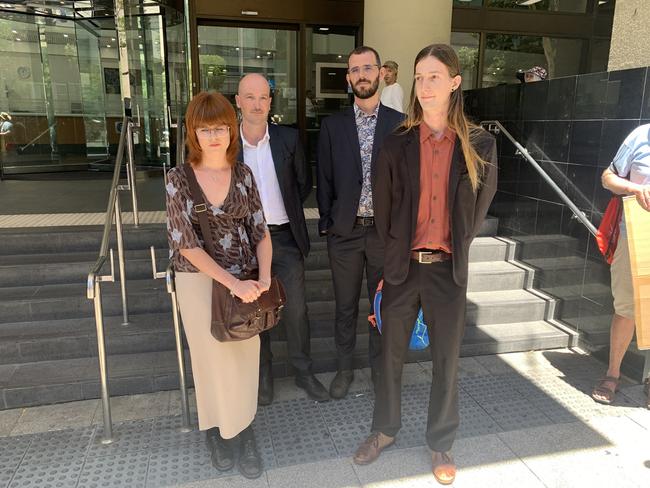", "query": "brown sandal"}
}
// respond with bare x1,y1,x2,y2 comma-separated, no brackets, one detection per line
591,376,620,405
